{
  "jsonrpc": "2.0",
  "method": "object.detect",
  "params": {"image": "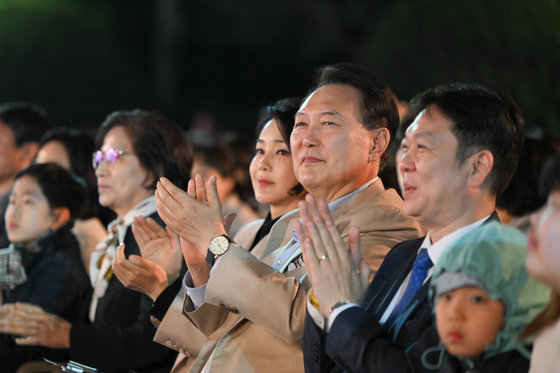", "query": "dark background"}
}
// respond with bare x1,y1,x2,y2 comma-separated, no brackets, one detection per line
0,0,558,138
